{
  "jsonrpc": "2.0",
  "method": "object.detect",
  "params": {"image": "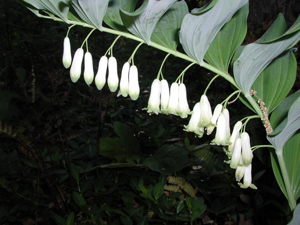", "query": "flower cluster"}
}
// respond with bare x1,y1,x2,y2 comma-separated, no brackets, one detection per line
144,79,190,118
63,37,140,101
